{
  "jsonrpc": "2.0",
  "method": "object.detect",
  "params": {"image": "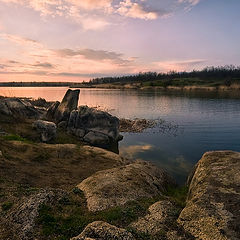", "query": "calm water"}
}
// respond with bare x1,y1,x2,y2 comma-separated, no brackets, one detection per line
1,87,240,184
